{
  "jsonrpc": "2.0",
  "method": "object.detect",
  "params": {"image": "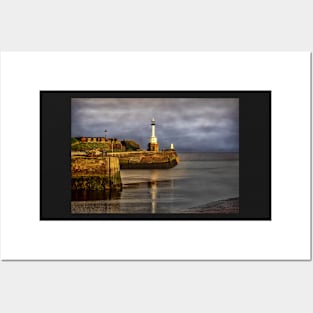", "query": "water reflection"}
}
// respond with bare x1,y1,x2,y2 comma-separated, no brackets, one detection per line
145,170,176,213
150,170,158,214
71,179,174,214
71,156,239,214
150,181,157,213
72,189,121,201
